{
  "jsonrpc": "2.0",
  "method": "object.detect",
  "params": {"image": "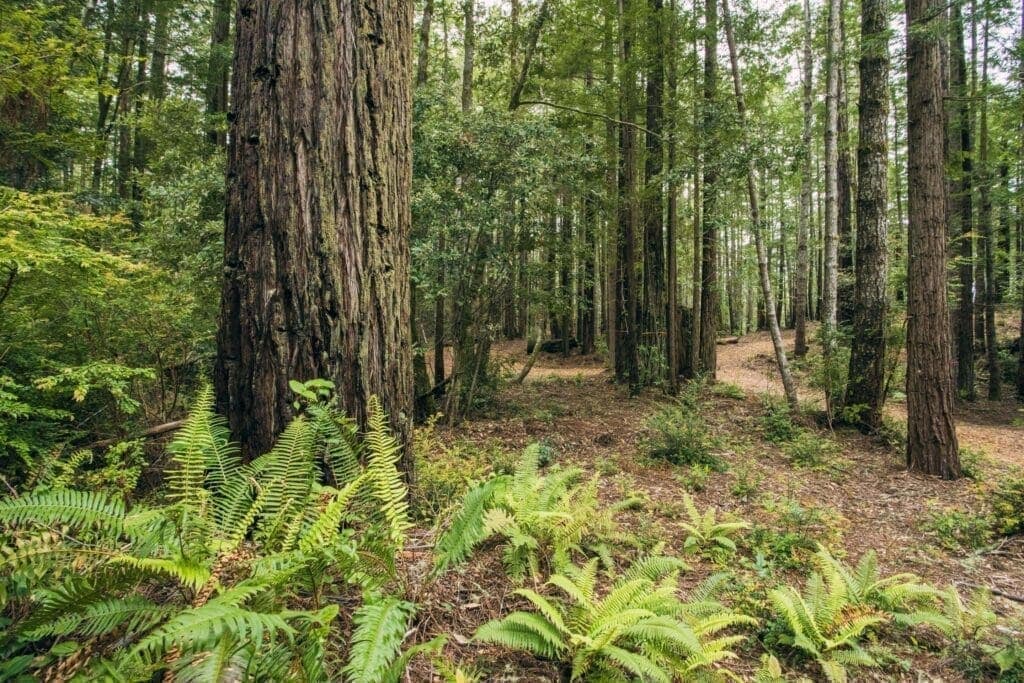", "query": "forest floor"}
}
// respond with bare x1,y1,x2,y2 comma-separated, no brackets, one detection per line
410,328,1024,681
